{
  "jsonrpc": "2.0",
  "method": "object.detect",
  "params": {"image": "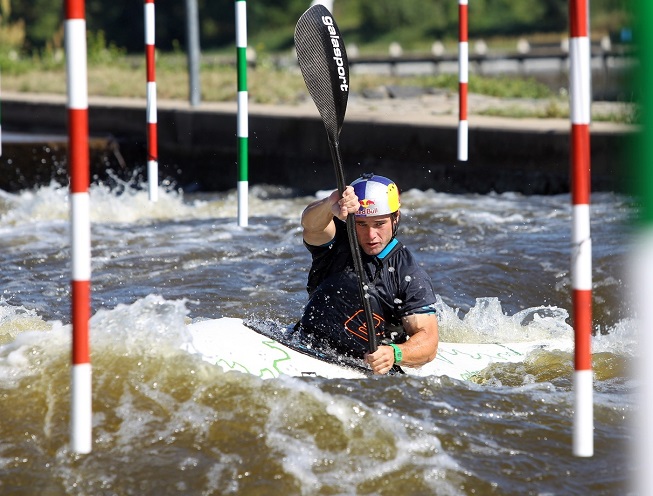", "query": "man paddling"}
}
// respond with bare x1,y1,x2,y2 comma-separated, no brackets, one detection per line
296,173,439,375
